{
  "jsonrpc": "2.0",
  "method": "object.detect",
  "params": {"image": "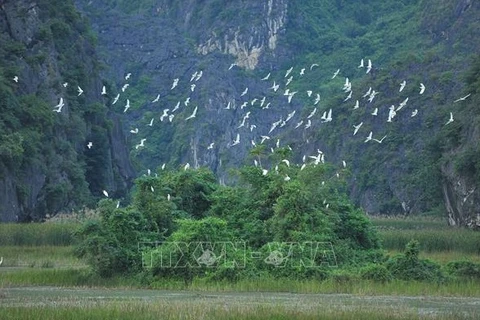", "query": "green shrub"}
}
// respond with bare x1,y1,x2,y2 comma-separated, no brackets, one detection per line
385,240,444,282
360,264,393,283
446,260,480,279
